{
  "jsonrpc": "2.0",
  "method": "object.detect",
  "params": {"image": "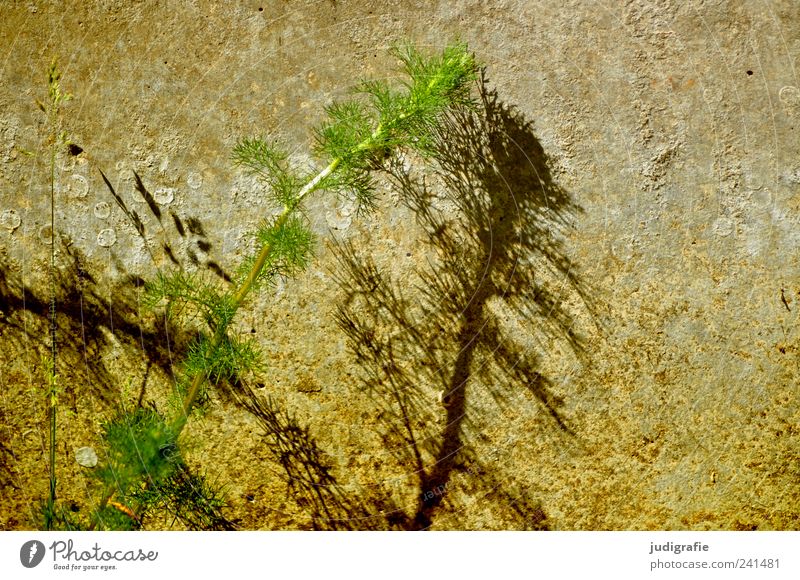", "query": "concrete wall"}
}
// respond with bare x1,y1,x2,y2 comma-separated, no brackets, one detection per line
1,0,797,529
